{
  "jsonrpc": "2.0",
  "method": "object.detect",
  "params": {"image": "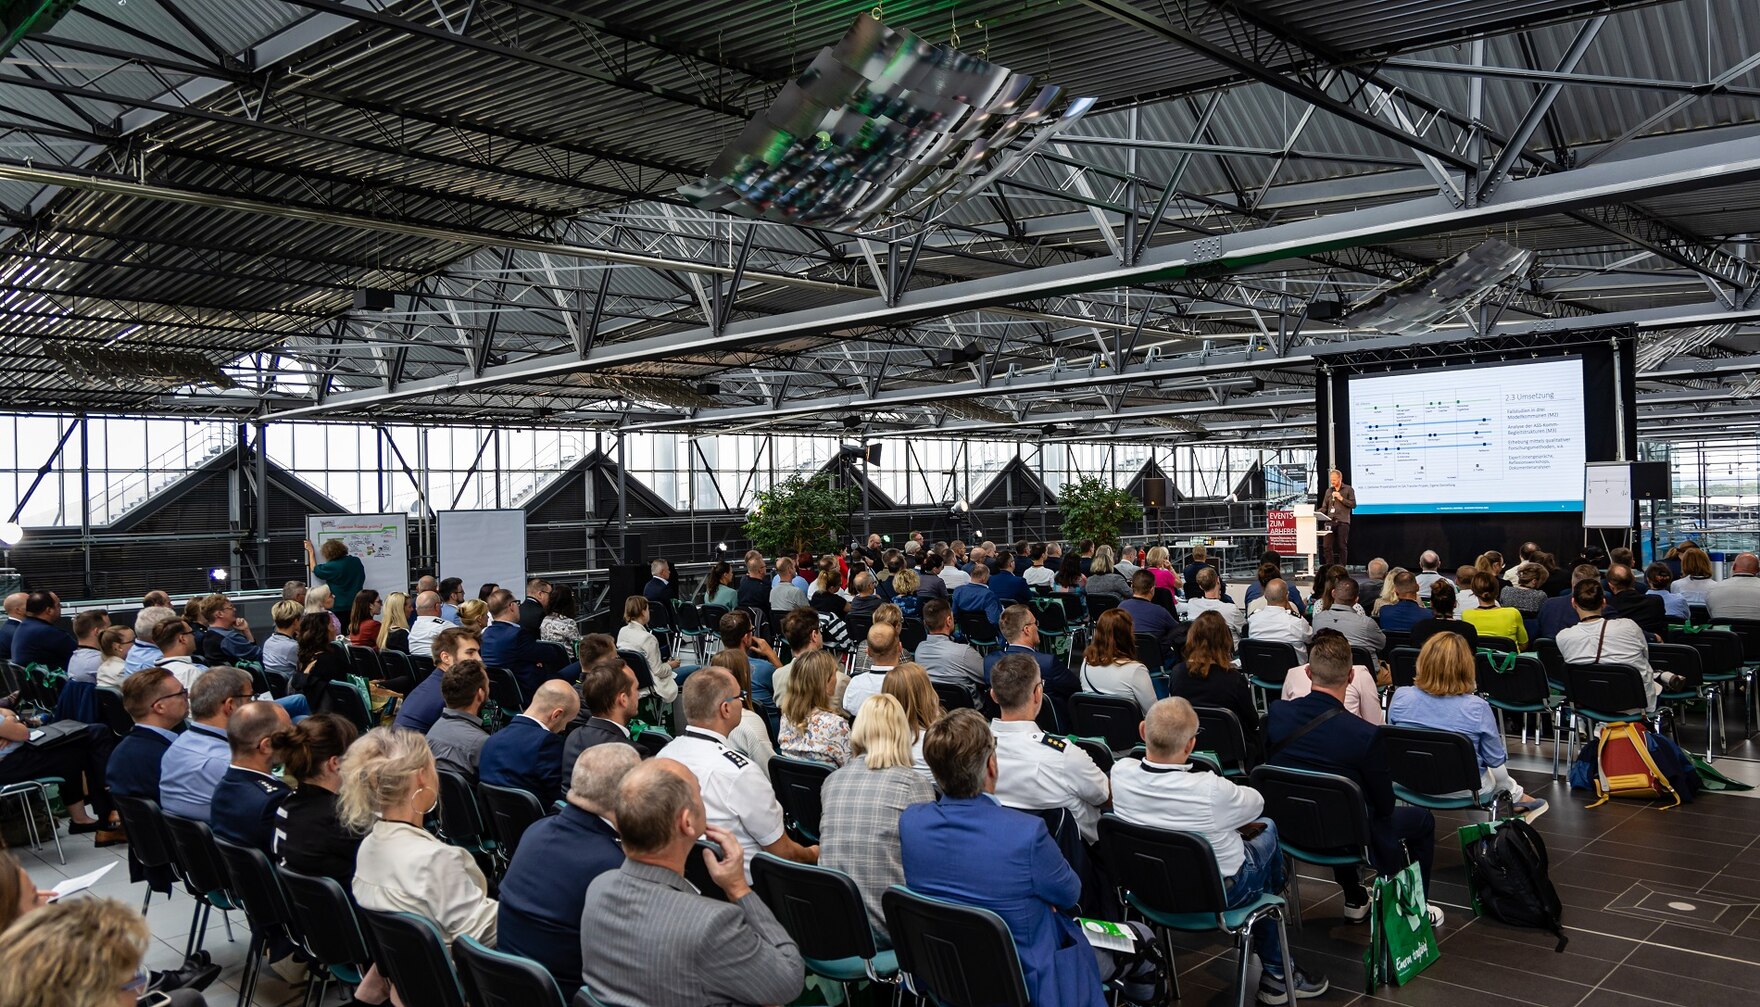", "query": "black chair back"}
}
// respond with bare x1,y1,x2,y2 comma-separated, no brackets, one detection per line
1475,652,1551,707
932,681,977,712
769,755,833,843
1192,704,1253,773
1479,635,1518,654
1134,633,1167,673
1381,725,1482,797
900,618,928,654
325,681,374,733
435,768,491,848
380,648,415,682
1054,593,1085,630
1531,636,1566,690
279,868,375,977
956,613,999,649
1720,618,1760,665
1249,765,1372,857
1387,646,1421,691
110,794,177,872
95,687,133,737
1564,662,1648,718
1099,815,1228,918
616,650,656,692
1239,640,1300,687
1671,628,1744,680
672,602,703,637
454,934,567,1007
1351,645,1378,671
1069,691,1142,753
485,665,526,714
1648,642,1704,694
1383,629,1411,652
477,782,547,856
1689,603,1711,626
1026,806,1116,918
348,645,387,681
1086,594,1120,623
410,654,436,685
883,886,1030,1007
214,836,297,936
162,814,234,897
1070,737,1114,776
751,854,878,965
360,910,468,1007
